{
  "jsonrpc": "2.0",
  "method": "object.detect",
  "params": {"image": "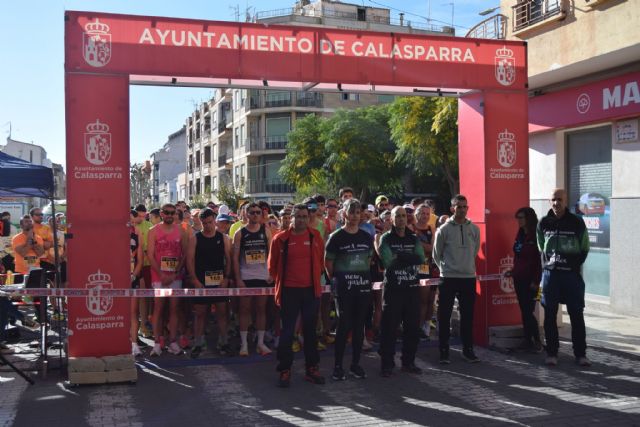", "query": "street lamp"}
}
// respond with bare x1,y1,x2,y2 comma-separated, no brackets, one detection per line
479,6,500,16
